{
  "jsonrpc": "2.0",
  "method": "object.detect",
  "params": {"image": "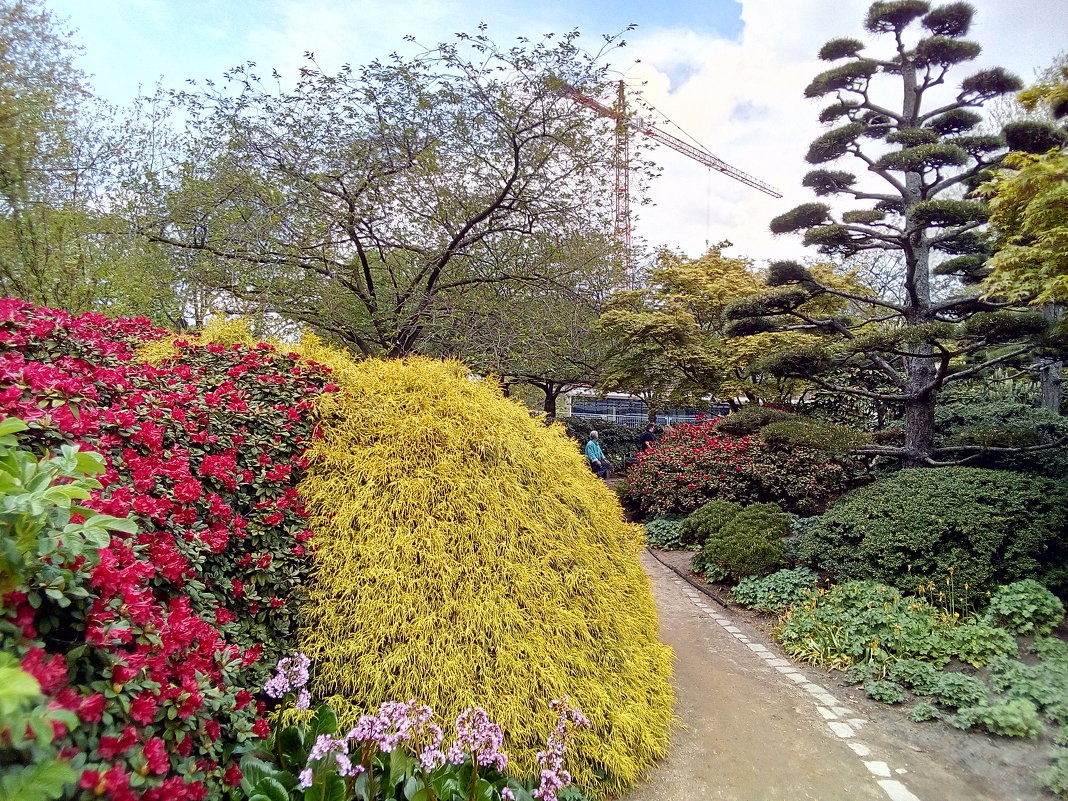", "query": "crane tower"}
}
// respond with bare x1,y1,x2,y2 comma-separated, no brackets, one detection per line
561,80,783,280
